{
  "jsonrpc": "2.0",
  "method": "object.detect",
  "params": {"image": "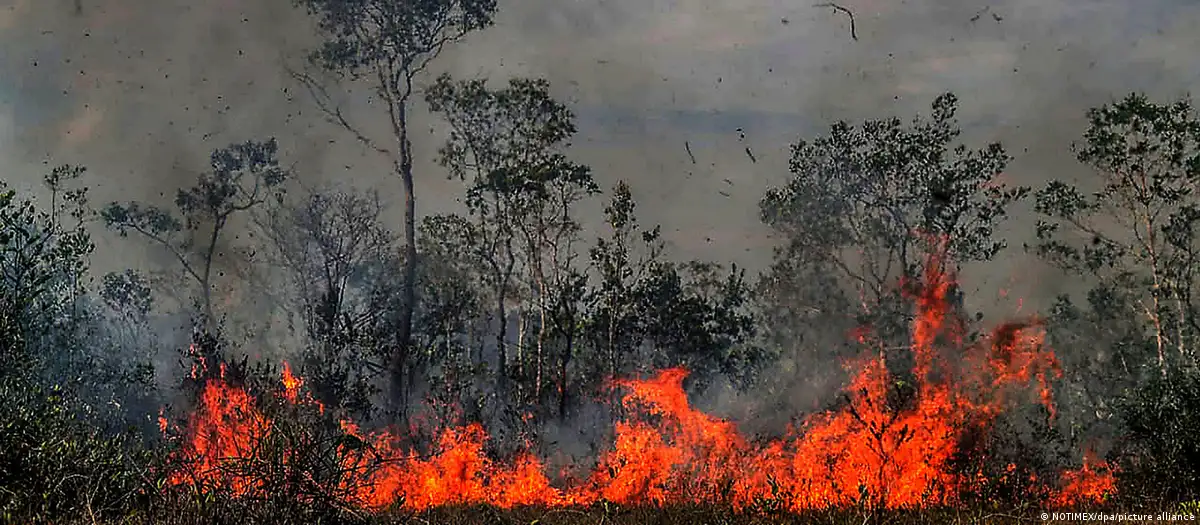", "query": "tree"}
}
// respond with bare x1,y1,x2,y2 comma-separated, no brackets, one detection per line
424,74,597,401
291,0,499,390
101,139,288,333
415,213,486,360
759,93,1027,364
0,169,94,377
587,181,663,380
1034,93,1200,378
413,213,490,421
259,186,397,415
585,182,760,389
630,260,759,387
